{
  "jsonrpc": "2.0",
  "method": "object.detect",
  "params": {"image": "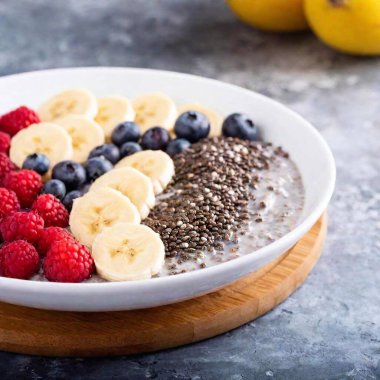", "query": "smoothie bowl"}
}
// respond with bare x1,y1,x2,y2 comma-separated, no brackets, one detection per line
0,67,335,311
